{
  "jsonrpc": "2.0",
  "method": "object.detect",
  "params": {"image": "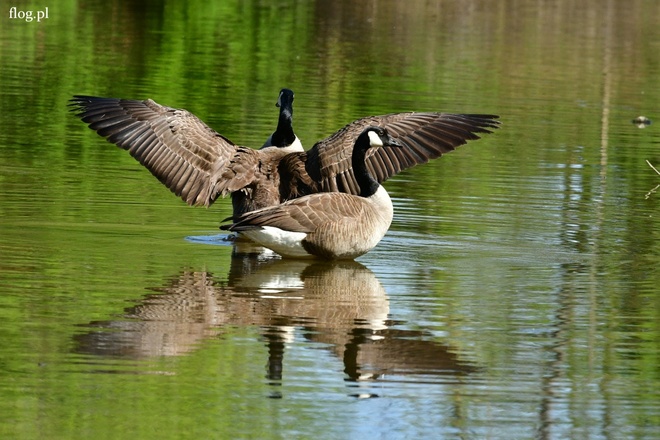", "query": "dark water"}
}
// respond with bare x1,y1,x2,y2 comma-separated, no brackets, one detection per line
1,1,659,438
